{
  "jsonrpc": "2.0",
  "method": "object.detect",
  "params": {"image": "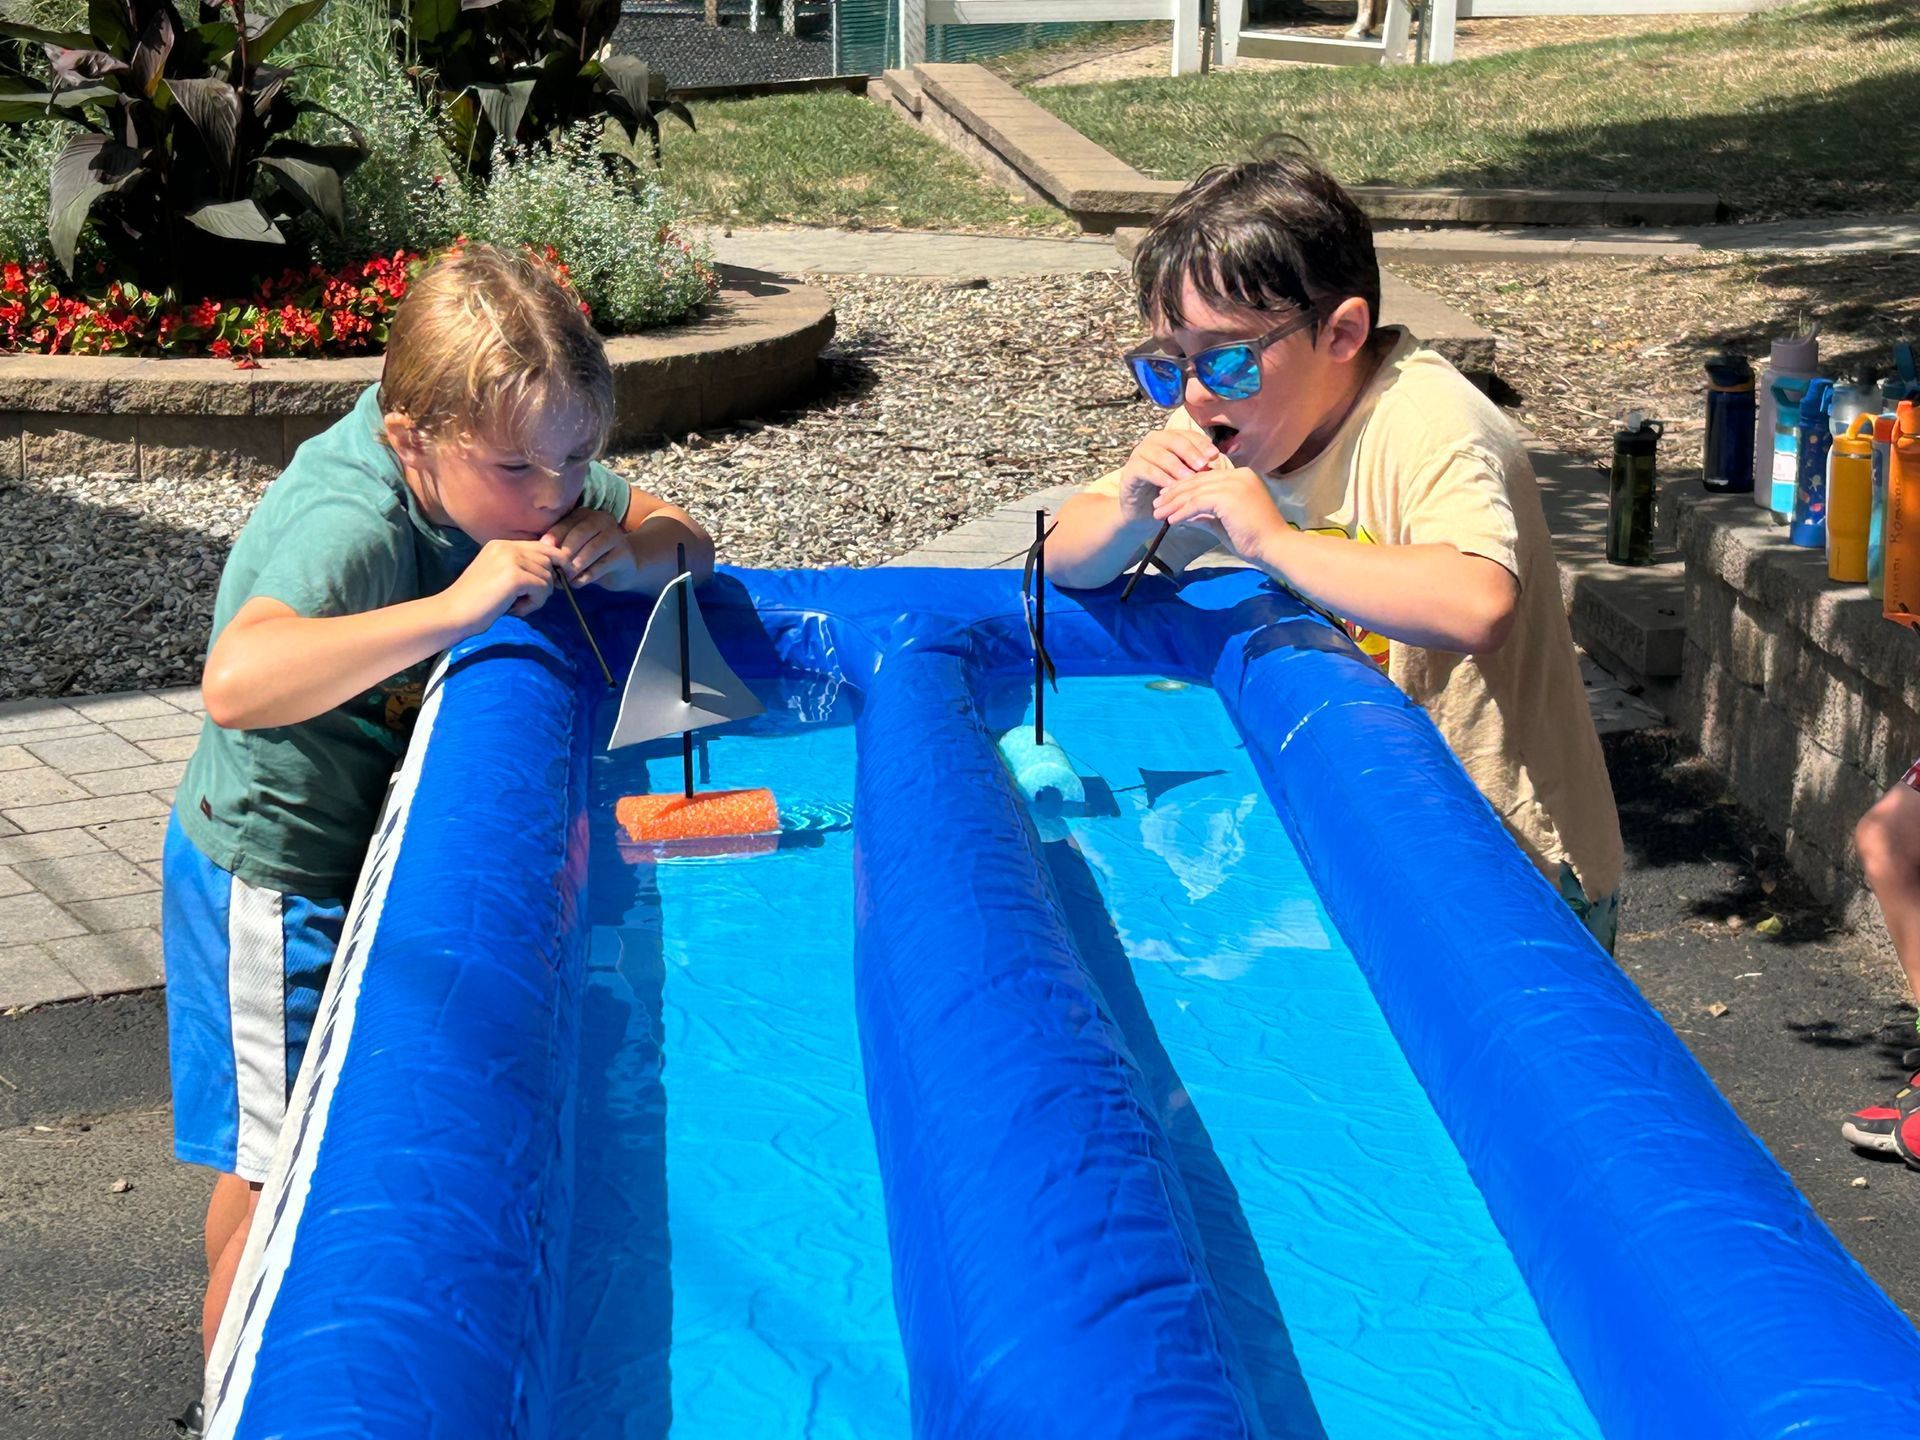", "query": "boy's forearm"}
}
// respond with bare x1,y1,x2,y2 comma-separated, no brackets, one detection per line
1253,527,1519,654
1046,492,1162,590
203,597,464,731
609,505,715,592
